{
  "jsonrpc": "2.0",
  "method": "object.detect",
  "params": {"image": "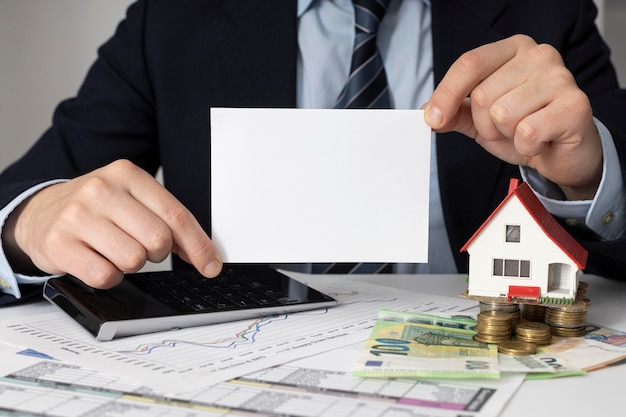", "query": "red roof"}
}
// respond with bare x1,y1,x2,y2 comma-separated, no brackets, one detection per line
460,179,588,269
